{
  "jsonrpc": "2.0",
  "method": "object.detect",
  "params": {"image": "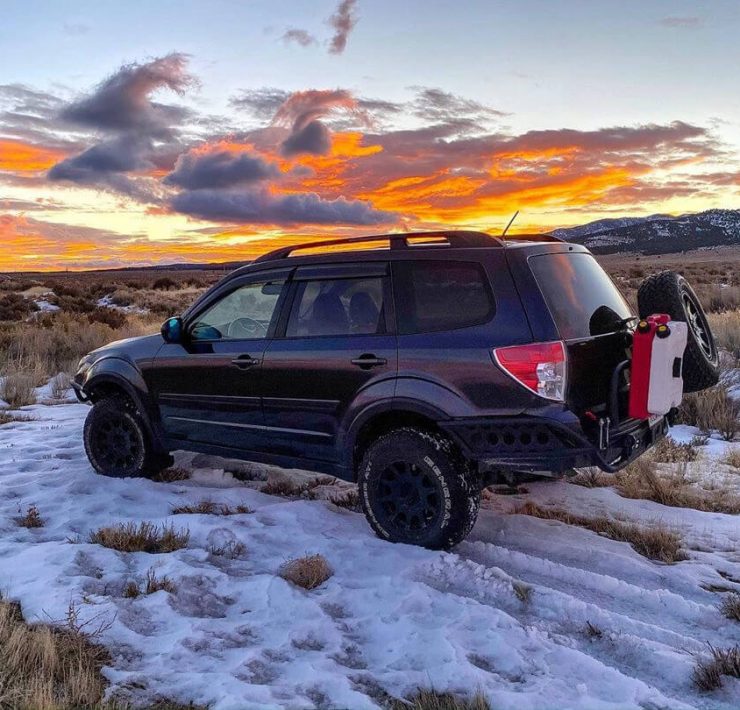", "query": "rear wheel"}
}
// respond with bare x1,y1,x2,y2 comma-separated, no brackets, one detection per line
637,271,719,393
83,396,172,478
358,428,480,550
